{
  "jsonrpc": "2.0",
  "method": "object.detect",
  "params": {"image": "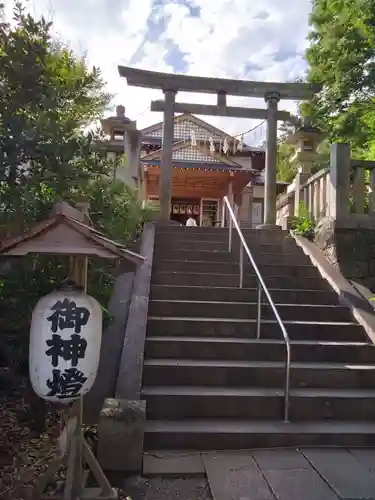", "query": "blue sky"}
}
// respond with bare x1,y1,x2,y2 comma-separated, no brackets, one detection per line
6,0,313,141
